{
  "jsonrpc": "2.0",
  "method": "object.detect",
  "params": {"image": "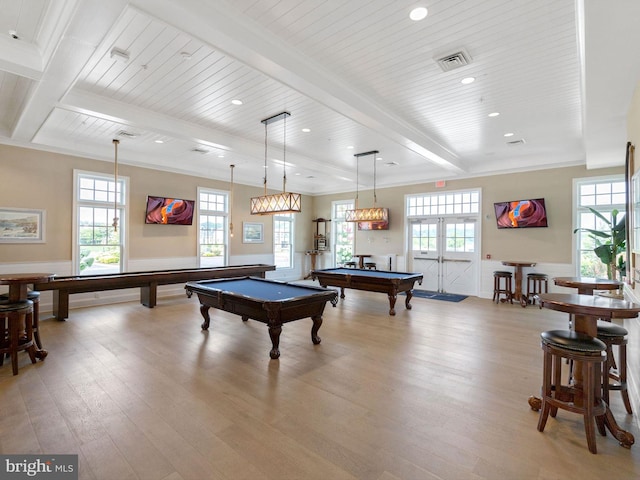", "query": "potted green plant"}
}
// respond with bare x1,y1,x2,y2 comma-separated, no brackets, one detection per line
573,207,626,280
